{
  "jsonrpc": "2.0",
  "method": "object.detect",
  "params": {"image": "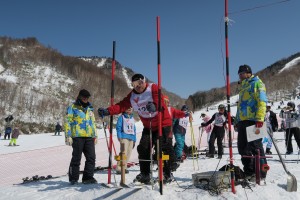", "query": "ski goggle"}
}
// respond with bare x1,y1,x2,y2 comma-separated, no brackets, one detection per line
131,78,145,88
